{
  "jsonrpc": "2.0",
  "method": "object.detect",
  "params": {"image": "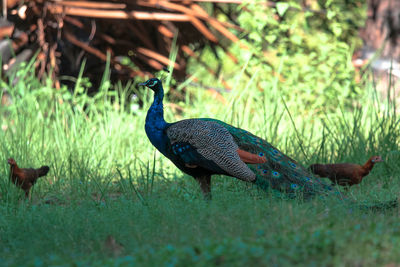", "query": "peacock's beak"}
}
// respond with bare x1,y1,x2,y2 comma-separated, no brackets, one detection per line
139,82,147,86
